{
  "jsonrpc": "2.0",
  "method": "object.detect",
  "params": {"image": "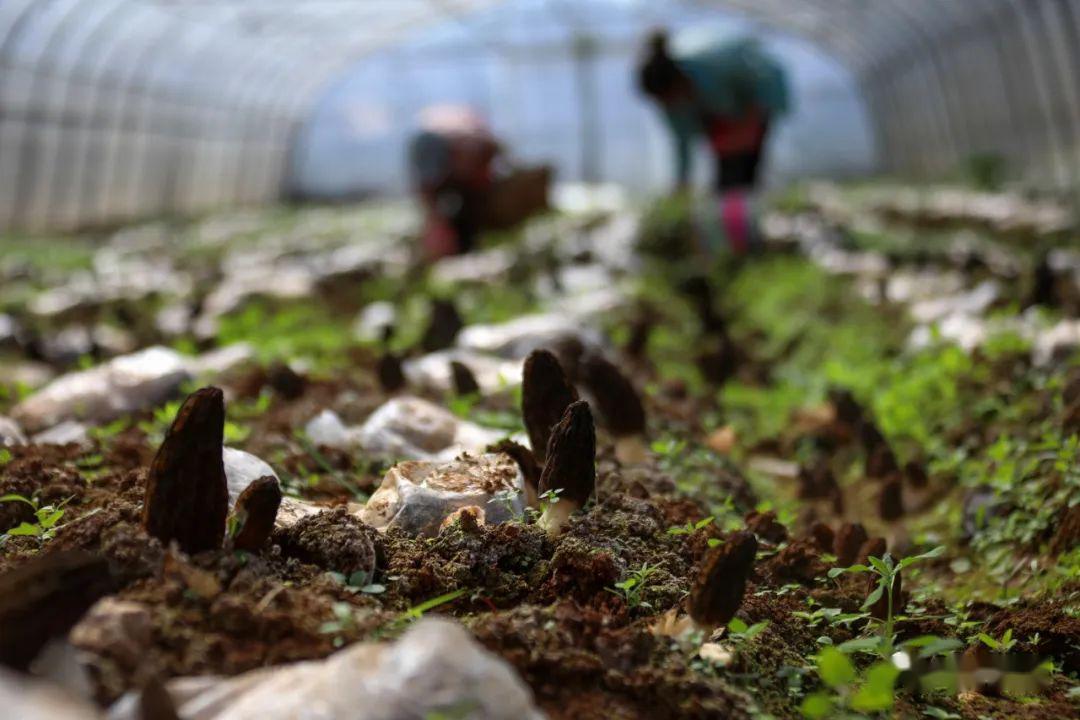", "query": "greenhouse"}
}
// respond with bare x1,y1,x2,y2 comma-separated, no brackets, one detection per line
0,1,1078,719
